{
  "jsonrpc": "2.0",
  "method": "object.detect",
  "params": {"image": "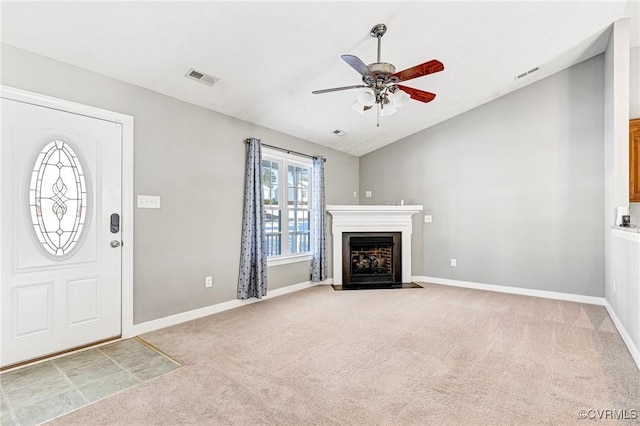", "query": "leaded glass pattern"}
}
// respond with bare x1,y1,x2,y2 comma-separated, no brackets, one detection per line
29,140,88,256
